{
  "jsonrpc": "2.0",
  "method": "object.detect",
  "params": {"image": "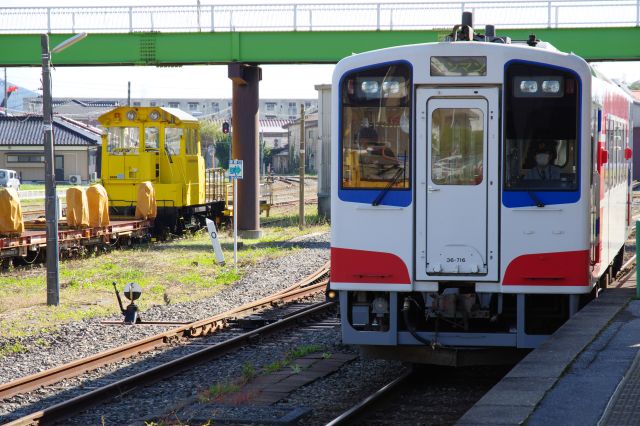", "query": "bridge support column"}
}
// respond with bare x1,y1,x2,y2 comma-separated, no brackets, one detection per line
228,63,263,239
